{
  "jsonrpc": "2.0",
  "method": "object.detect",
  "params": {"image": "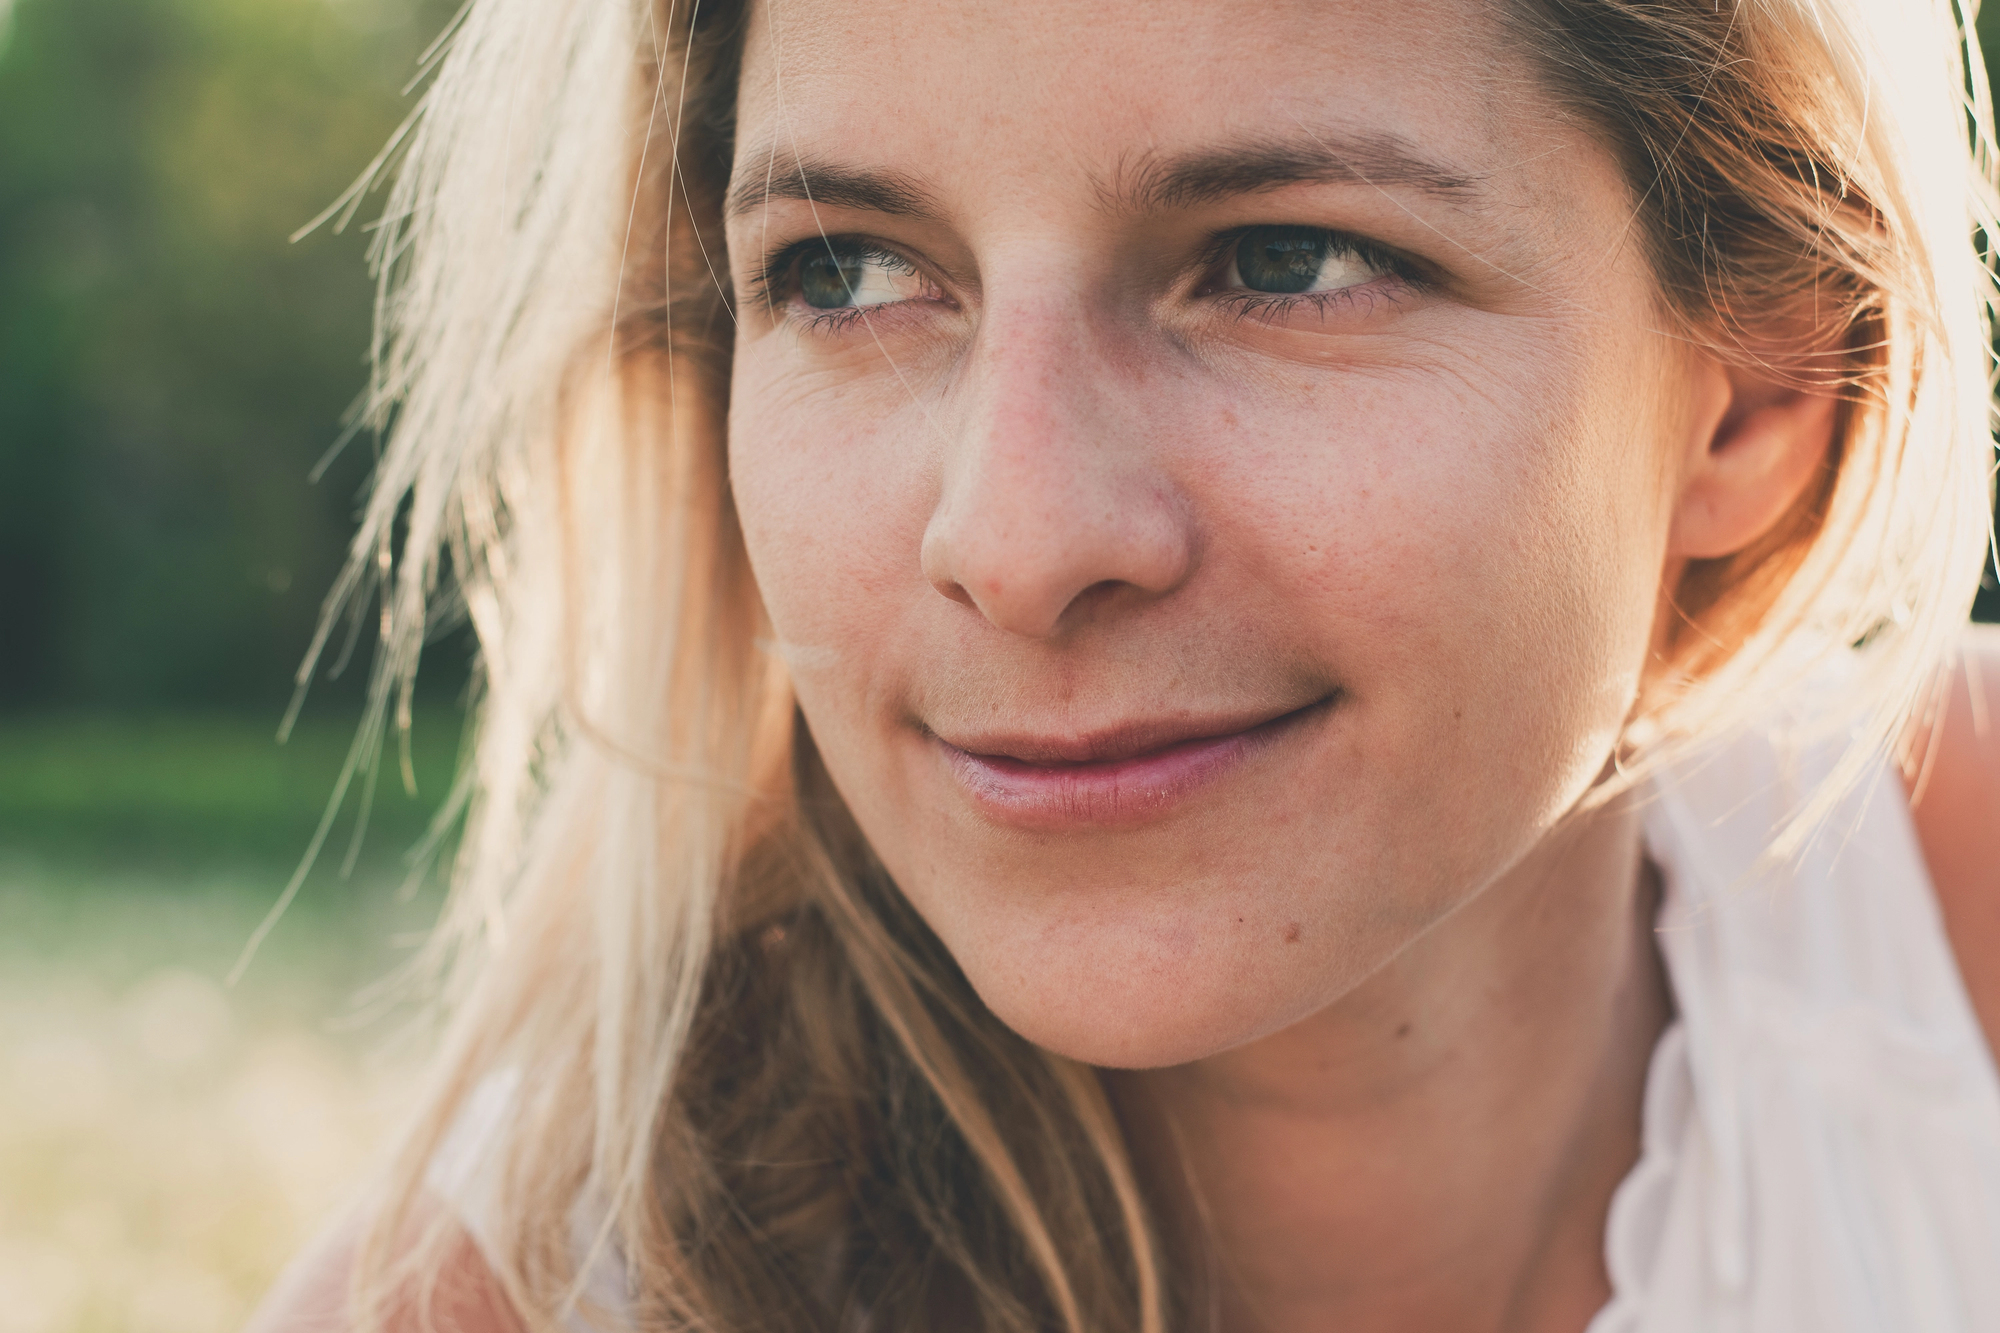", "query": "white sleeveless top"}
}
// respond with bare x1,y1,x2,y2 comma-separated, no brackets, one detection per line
433,723,2000,1331
1586,723,2000,1331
